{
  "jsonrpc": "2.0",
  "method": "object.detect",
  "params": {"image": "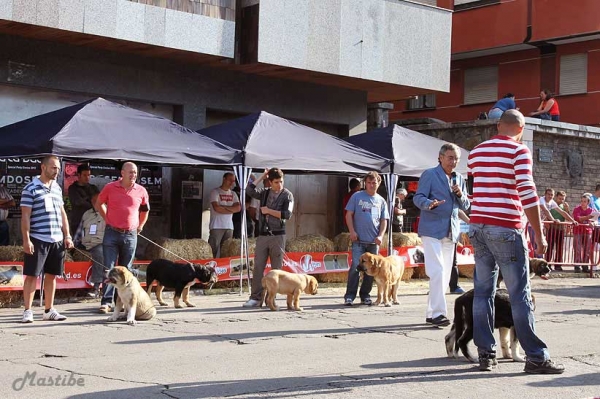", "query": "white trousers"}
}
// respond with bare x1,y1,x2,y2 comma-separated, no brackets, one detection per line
422,236,455,319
